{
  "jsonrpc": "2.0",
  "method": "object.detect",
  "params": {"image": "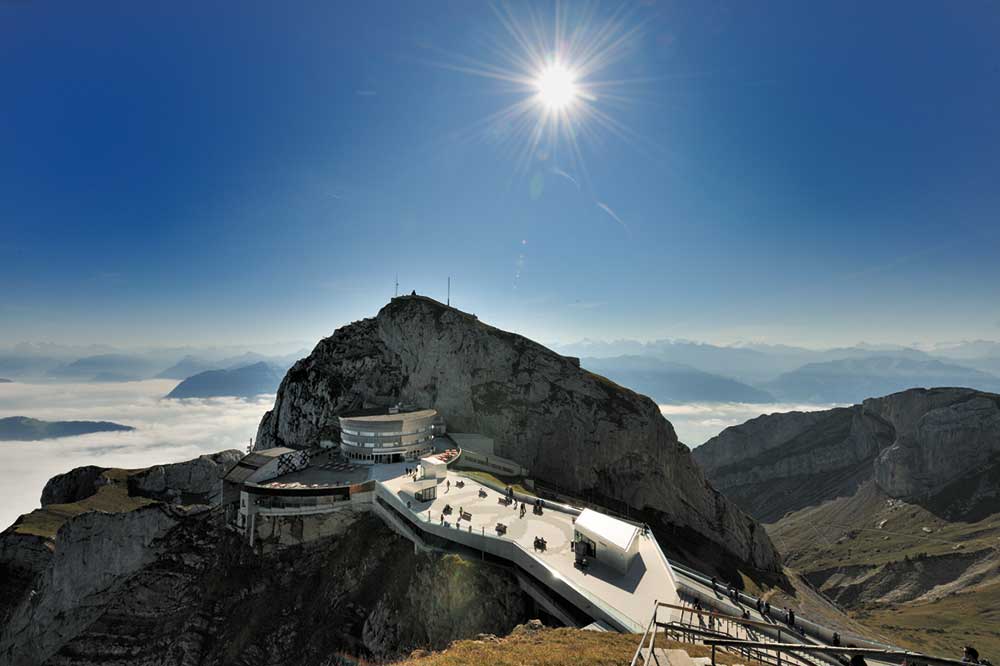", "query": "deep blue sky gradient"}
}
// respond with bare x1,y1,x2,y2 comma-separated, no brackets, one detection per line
2,1,999,348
